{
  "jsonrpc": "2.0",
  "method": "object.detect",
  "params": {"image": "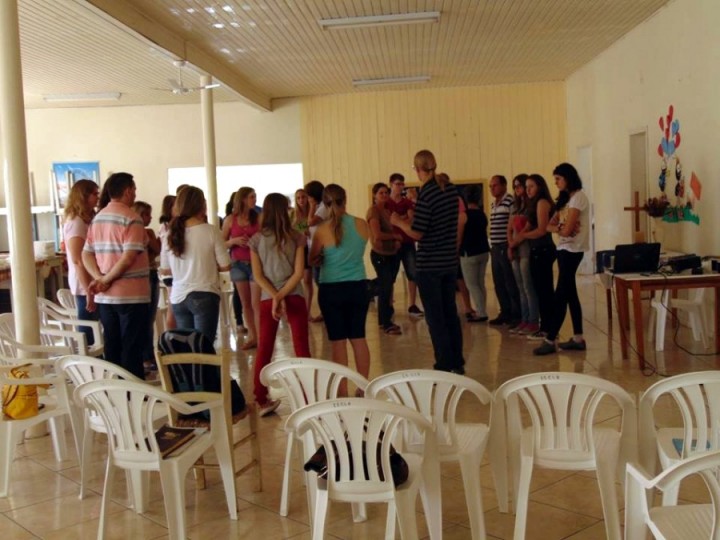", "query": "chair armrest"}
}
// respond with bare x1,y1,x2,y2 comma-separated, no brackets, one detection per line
625,461,655,488
170,397,224,416
0,371,62,386
56,318,103,346
40,327,87,355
